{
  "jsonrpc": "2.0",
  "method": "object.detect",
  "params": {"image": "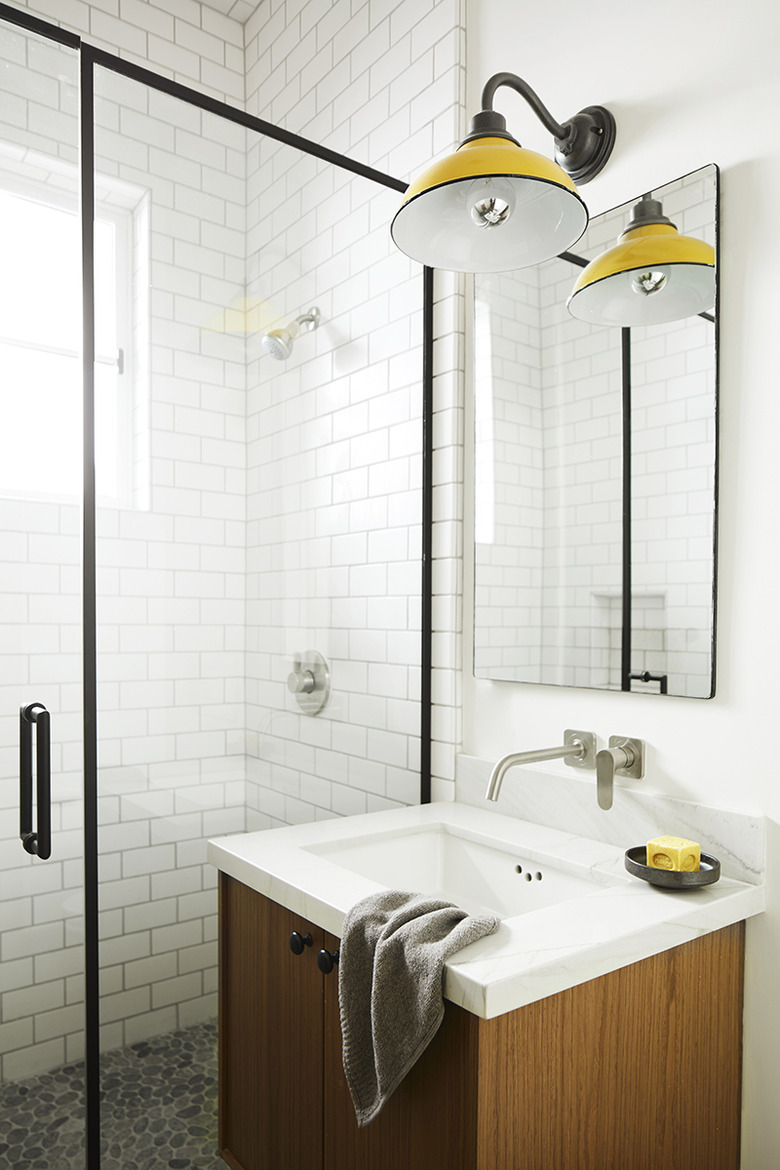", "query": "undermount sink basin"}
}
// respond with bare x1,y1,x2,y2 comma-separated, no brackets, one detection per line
303,823,612,919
